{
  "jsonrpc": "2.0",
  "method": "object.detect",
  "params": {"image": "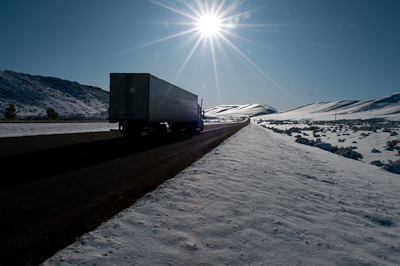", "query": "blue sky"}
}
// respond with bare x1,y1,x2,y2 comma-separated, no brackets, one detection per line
1,0,399,111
